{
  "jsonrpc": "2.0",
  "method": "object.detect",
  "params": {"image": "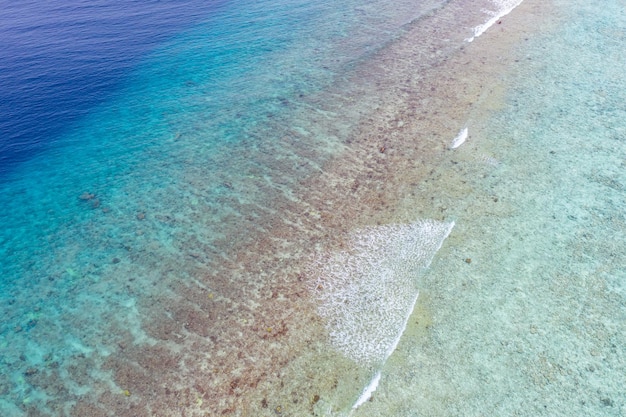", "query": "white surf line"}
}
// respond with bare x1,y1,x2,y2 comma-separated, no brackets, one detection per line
384,290,421,362
466,0,525,42
449,127,468,149
352,371,382,410
351,222,455,411
351,292,421,411
351,291,420,411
